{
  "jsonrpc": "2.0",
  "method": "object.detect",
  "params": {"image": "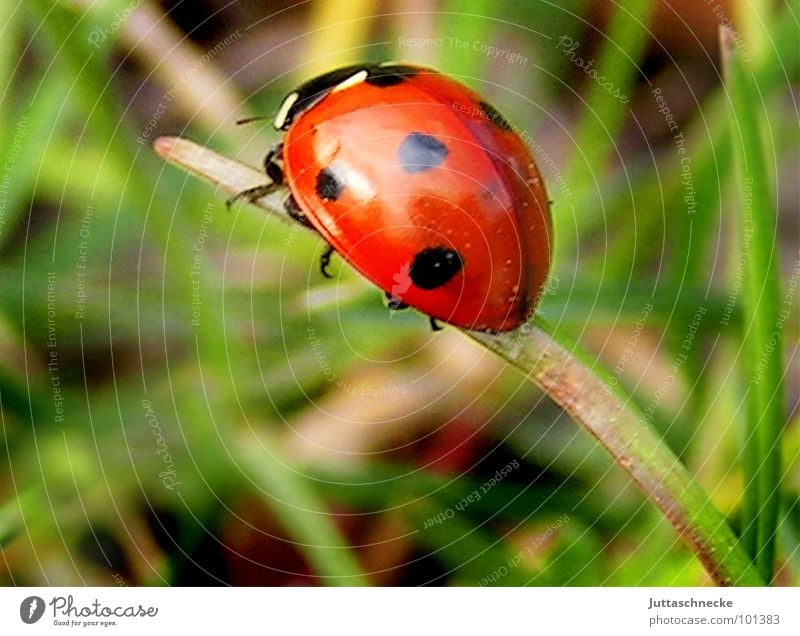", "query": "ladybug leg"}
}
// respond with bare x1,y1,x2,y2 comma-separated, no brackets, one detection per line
283,193,314,229
385,291,409,311
283,194,335,278
264,142,284,185
225,183,282,210
319,245,335,278
226,143,285,209
429,317,443,331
